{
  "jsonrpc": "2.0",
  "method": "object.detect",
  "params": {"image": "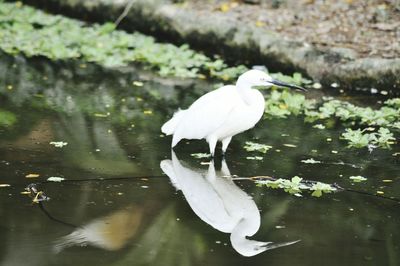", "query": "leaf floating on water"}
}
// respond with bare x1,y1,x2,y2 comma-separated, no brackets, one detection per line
349,175,367,182
313,124,326,129
283,143,297,148
47,176,65,182
0,184,11,188
301,158,321,164
132,81,144,87
244,141,272,153
246,156,263,160
190,153,211,159
25,173,40,178
94,113,109,118
50,141,68,148
143,110,153,115
376,191,385,195
382,179,393,183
